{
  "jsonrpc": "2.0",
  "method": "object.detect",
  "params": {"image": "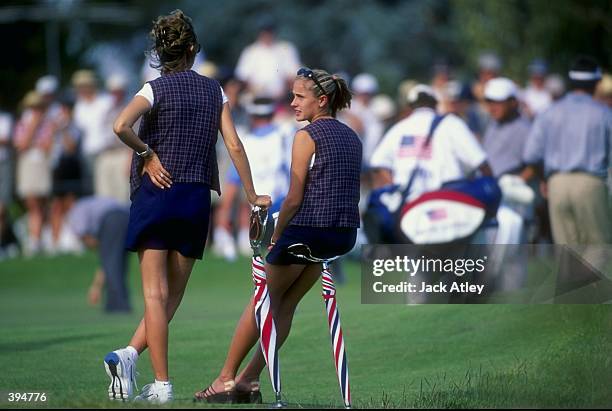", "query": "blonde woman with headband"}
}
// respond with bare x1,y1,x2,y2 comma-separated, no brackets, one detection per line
195,68,361,404
102,10,270,403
